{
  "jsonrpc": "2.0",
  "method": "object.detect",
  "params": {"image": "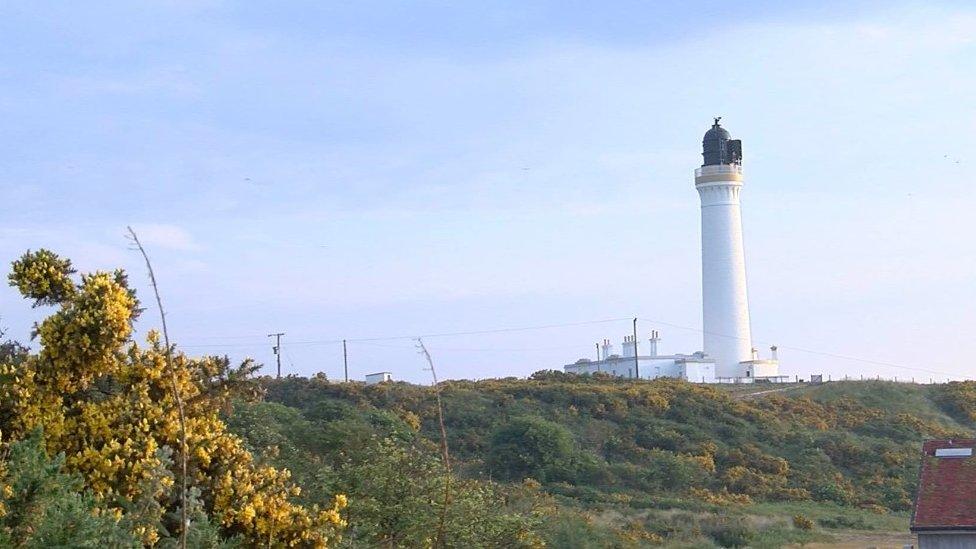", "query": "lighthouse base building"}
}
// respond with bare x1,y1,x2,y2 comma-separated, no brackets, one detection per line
562,333,783,384
564,333,718,382
562,118,783,384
